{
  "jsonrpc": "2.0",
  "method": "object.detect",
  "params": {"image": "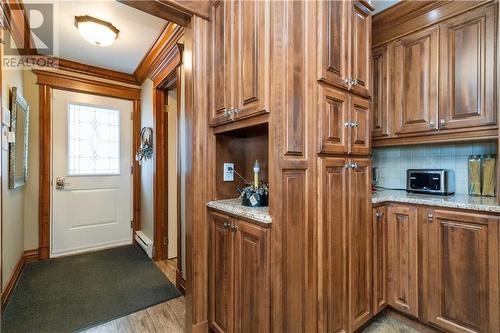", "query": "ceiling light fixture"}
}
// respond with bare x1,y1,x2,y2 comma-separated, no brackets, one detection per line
74,15,119,47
